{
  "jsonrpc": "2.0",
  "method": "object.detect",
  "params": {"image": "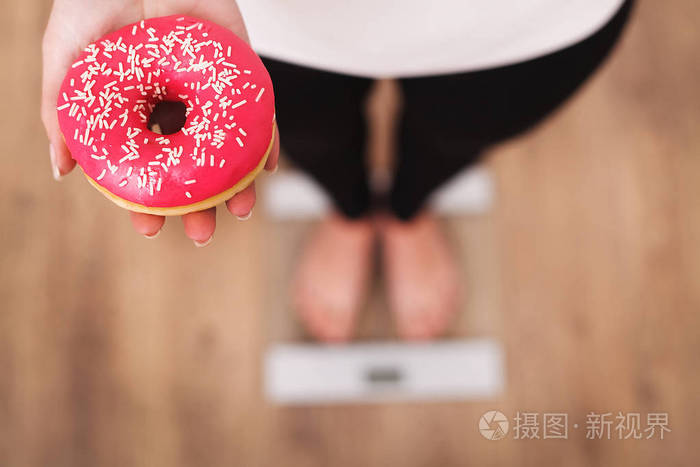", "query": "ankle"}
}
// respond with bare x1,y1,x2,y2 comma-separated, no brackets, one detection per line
376,210,435,237
325,211,374,234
